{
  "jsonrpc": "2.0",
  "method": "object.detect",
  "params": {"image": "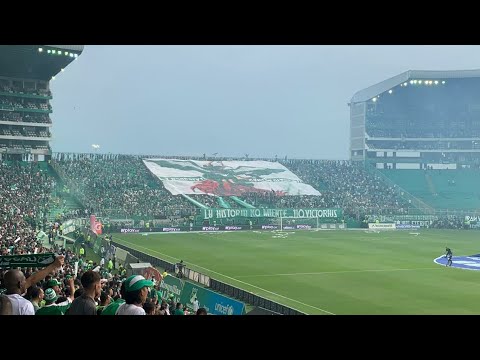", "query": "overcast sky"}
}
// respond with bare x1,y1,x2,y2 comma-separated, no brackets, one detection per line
49,45,480,159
